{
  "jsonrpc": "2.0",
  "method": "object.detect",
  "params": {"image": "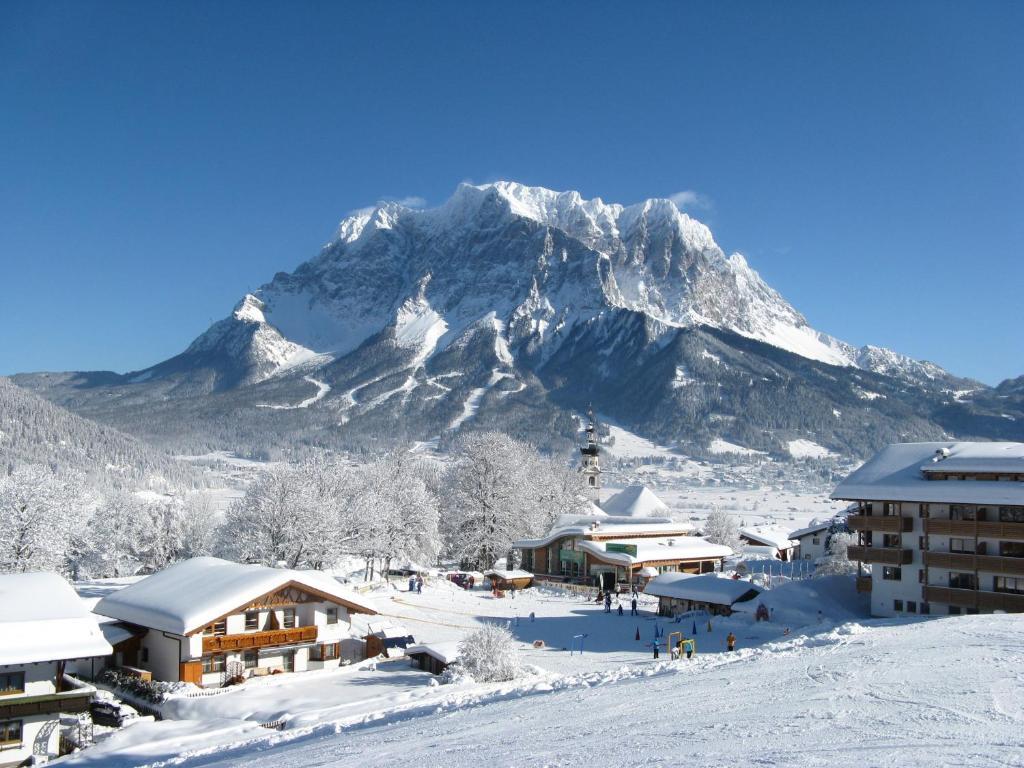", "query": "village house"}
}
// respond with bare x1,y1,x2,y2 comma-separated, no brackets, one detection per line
0,573,112,767
788,520,834,561
513,416,731,589
405,642,460,676
483,569,534,591
92,557,377,687
833,441,1024,618
645,572,763,617
739,525,799,561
